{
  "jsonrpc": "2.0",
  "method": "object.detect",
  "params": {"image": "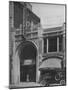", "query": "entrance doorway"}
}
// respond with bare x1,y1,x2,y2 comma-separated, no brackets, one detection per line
19,41,37,82
20,65,36,82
